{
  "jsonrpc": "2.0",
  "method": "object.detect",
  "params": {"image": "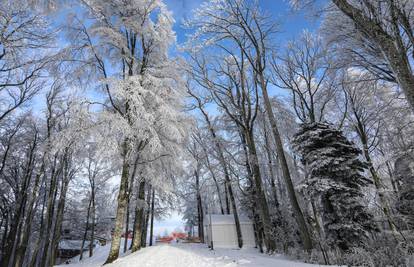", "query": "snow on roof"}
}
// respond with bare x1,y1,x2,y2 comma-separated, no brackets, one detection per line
204,214,252,225
59,240,90,250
